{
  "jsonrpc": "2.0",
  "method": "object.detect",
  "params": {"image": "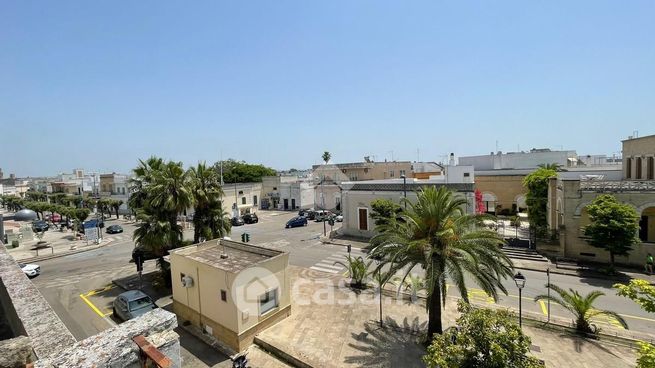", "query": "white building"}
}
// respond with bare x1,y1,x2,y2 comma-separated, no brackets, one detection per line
459,149,579,170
